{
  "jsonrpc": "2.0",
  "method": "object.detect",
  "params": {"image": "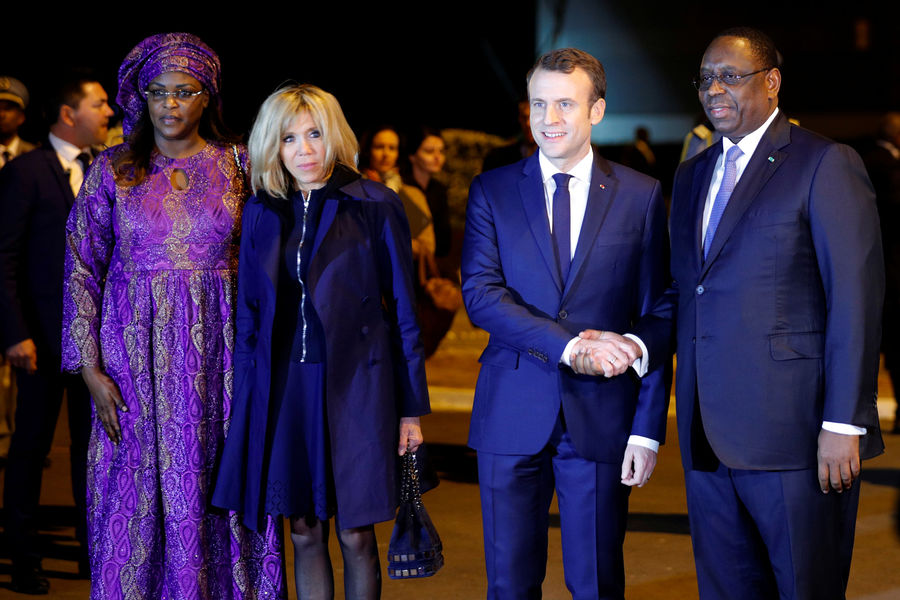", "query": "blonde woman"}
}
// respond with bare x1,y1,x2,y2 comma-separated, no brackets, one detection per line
213,84,430,599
